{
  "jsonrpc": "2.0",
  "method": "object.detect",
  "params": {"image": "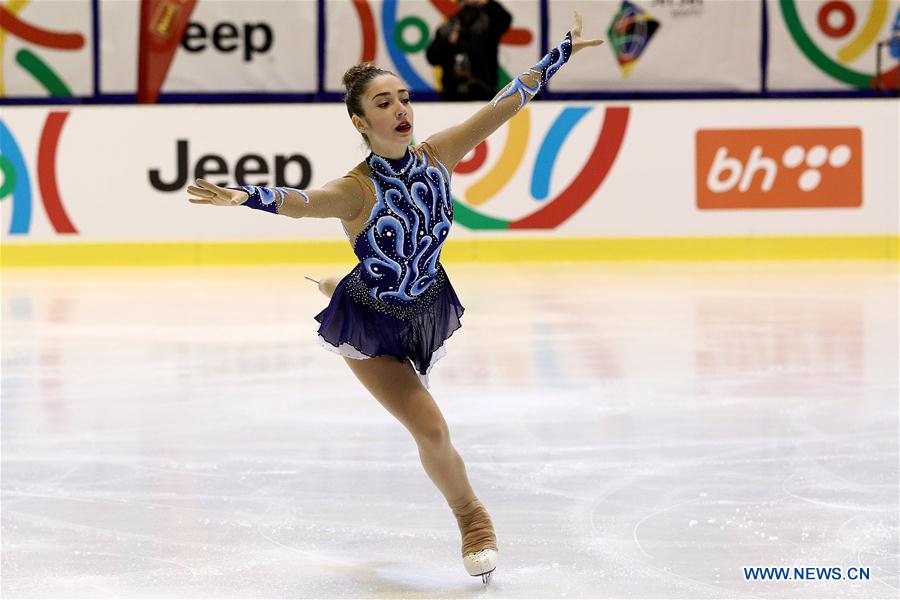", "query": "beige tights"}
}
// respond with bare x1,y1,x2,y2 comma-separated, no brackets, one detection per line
315,273,498,556
451,497,498,556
